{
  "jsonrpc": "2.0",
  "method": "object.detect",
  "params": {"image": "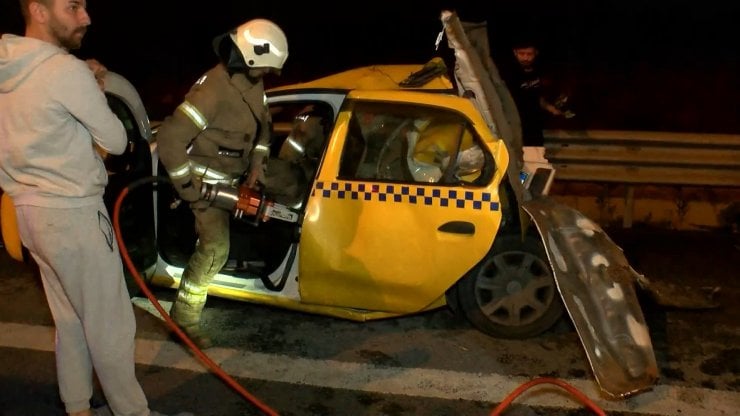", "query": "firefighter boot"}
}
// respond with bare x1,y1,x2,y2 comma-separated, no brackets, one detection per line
169,282,213,349
170,299,213,349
